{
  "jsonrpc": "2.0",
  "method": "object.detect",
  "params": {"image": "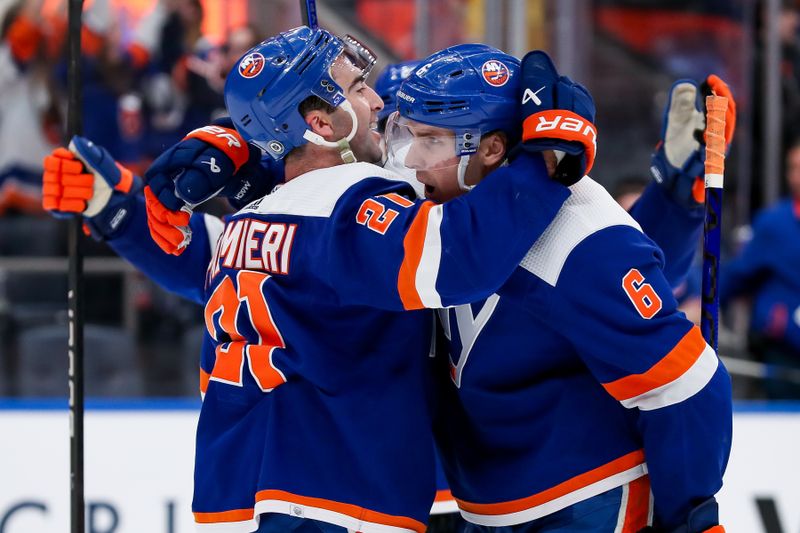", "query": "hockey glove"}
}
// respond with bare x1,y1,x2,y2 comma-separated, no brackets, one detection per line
638,497,724,533
145,124,255,210
649,75,736,209
515,50,597,186
42,136,141,240
143,124,279,255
